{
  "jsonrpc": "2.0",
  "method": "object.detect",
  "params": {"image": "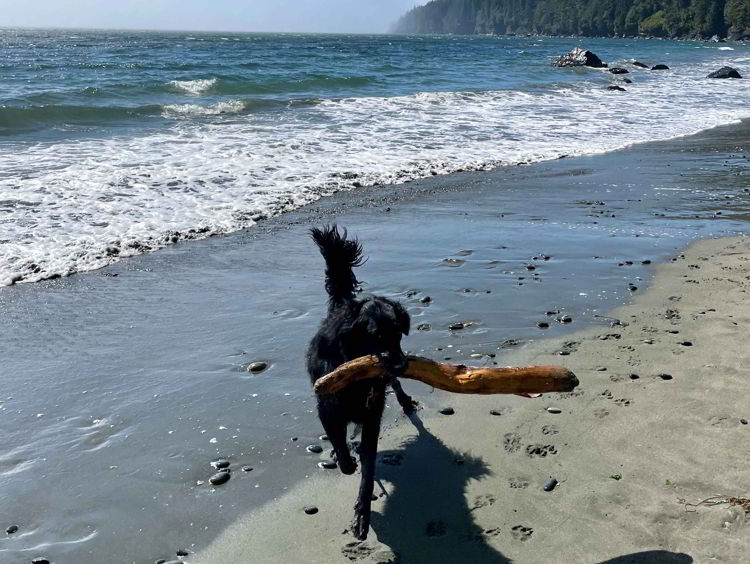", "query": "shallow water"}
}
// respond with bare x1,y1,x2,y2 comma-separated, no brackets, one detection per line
0,120,748,563
1,30,749,284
